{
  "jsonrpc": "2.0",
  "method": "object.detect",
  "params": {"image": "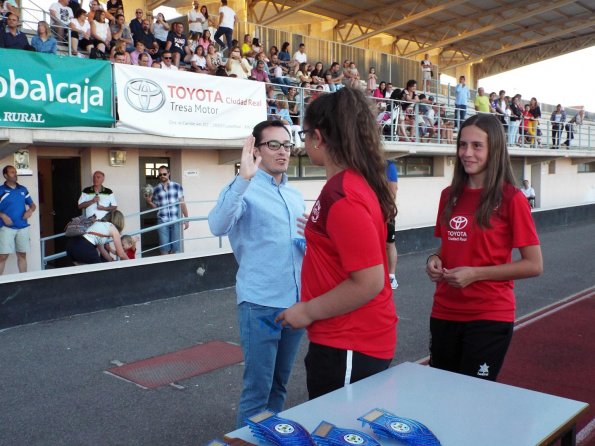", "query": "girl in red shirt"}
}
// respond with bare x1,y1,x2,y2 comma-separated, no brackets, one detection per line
276,88,398,399
426,114,543,381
